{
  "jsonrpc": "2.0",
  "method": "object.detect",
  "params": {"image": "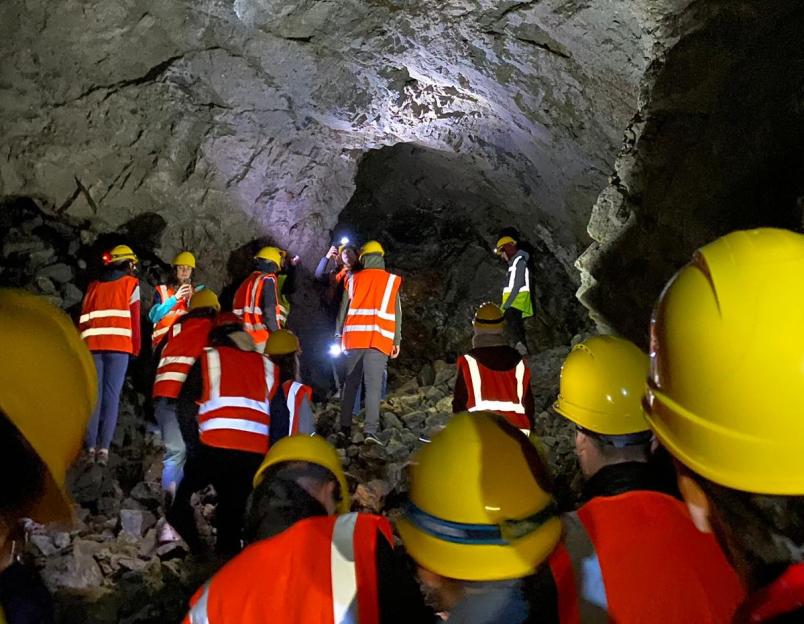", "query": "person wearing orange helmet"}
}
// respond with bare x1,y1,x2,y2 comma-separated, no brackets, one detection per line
79,244,141,466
